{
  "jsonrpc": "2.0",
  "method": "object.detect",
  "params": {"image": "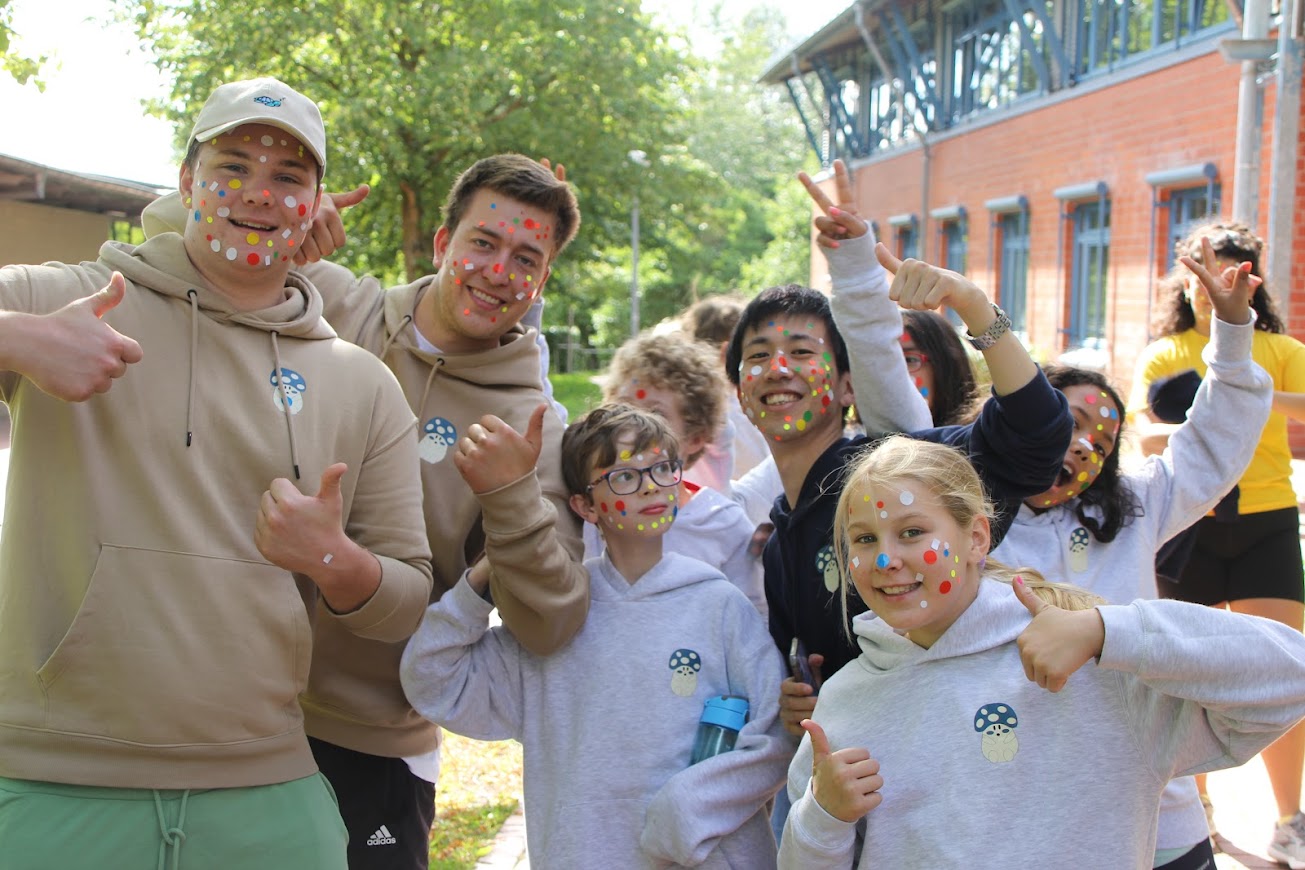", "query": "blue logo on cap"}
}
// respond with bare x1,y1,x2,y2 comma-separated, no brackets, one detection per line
253,96,282,107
